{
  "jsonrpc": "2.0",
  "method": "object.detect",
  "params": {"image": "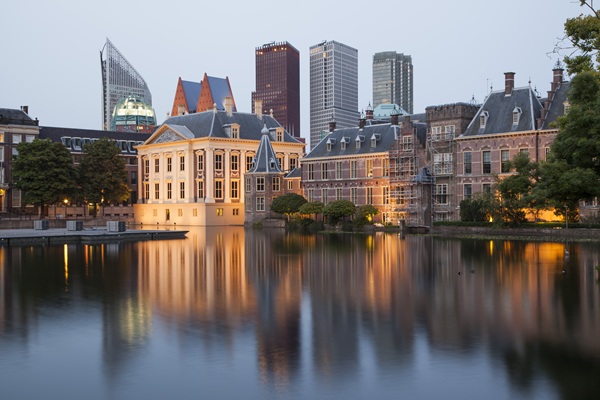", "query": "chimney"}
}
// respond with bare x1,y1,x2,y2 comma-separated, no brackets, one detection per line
328,120,336,132
391,113,399,126
358,116,366,129
504,72,515,95
255,99,263,119
551,67,564,92
224,96,233,116
21,105,29,114
365,108,374,120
